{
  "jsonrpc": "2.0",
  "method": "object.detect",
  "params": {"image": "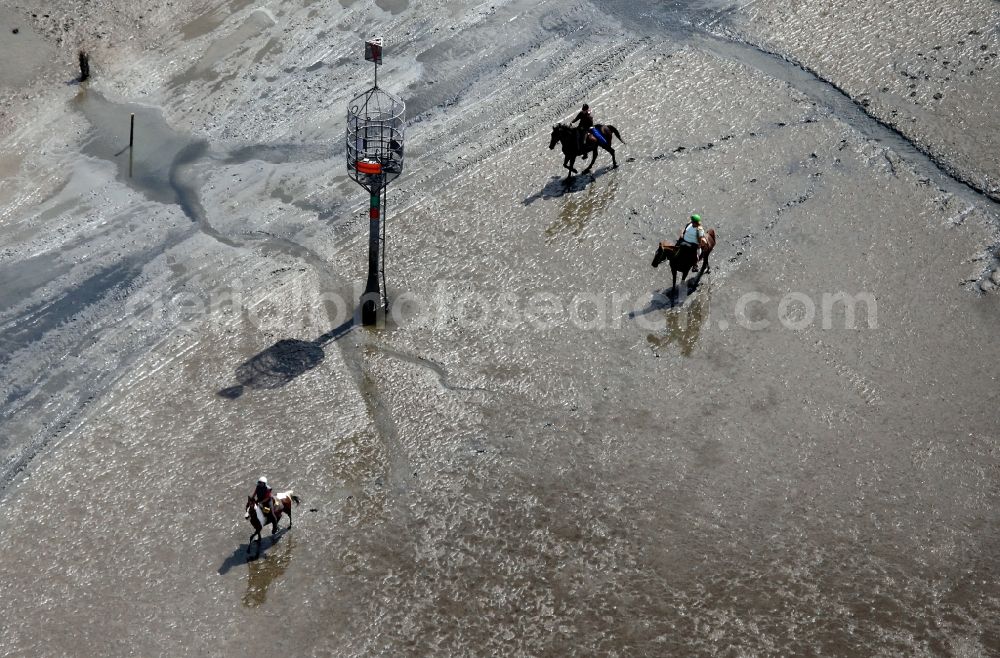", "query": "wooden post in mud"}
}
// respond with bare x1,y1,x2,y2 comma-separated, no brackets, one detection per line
128,113,135,177
78,51,90,82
